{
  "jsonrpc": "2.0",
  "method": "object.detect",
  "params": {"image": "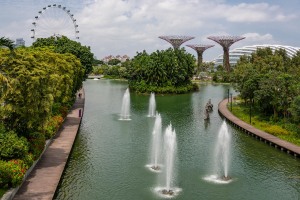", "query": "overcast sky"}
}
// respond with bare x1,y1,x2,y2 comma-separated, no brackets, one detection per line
0,0,299,61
